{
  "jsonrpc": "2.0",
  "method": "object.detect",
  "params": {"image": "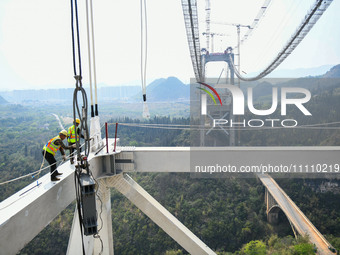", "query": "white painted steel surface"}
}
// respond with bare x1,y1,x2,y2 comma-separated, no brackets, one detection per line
107,174,216,255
